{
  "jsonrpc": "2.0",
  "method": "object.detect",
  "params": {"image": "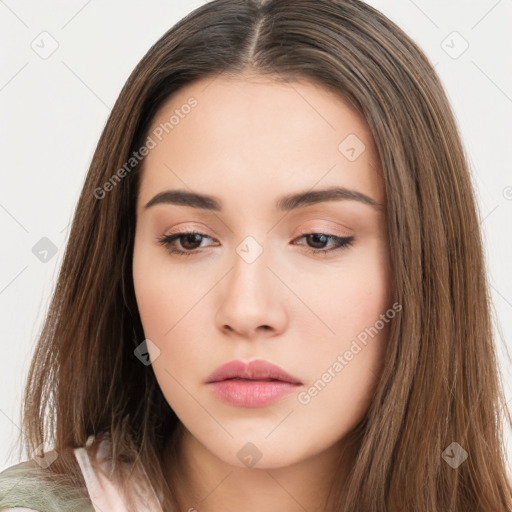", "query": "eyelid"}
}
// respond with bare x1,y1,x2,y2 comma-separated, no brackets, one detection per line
163,225,350,242
164,224,216,238
295,225,352,238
